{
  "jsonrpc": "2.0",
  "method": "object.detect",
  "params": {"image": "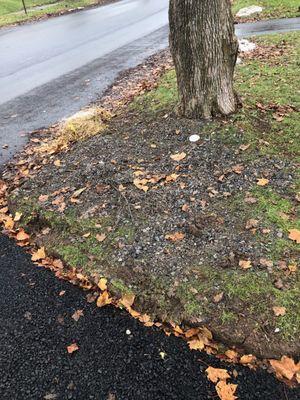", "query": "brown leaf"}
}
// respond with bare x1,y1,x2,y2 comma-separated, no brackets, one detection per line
165,173,179,182
188,338,205,351
215,381,238,400
170,152,186,162
96,233,106,242
273,306,286,316
98,278,107,291
133,178,149,192
240,354,256,364
96,291,112,308
259,258,274,268
239,259,252,270
71,309,84,322
67,343,79,354
4,216,14,230
32,247,46,261
54,159,61,167
232,164,244,174
38,194,49,202
239,144,250,151
120,293,135,309
225,350,238,361
213,292,224,303
16,229,30,241
288,229,300,244
257,178,269,186
245,219,259,230
270,356,300,381
206,366,230,383
165,232,185,242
